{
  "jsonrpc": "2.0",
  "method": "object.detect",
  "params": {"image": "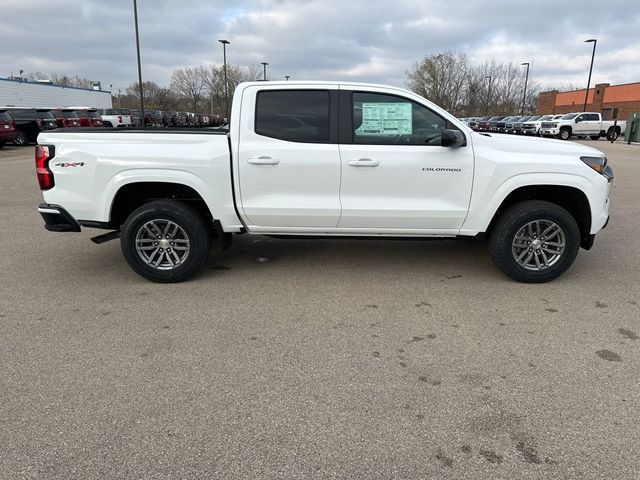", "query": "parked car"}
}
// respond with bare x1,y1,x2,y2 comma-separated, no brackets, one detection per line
539,112,627,140
52,109,81,128
3,108,57,145
0,110,18,148
475,116,493,131
71,108,104,128
504,116,524,134
510,115,534,134
488,116,507,132
36,81,612,284
494,116,515,133
97,108,133,128
521,115,549,136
